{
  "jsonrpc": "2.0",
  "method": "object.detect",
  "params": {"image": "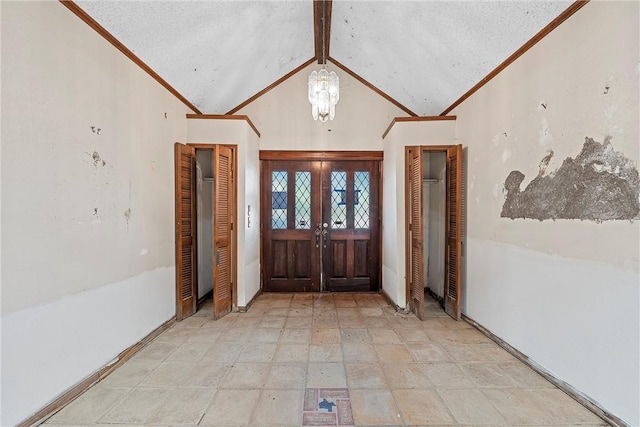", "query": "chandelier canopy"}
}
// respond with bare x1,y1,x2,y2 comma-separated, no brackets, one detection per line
308,68,339,122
